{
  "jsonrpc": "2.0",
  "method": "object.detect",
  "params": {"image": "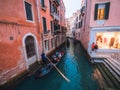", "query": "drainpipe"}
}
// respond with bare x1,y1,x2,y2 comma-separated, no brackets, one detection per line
36,0,43,61
59,1,62,45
